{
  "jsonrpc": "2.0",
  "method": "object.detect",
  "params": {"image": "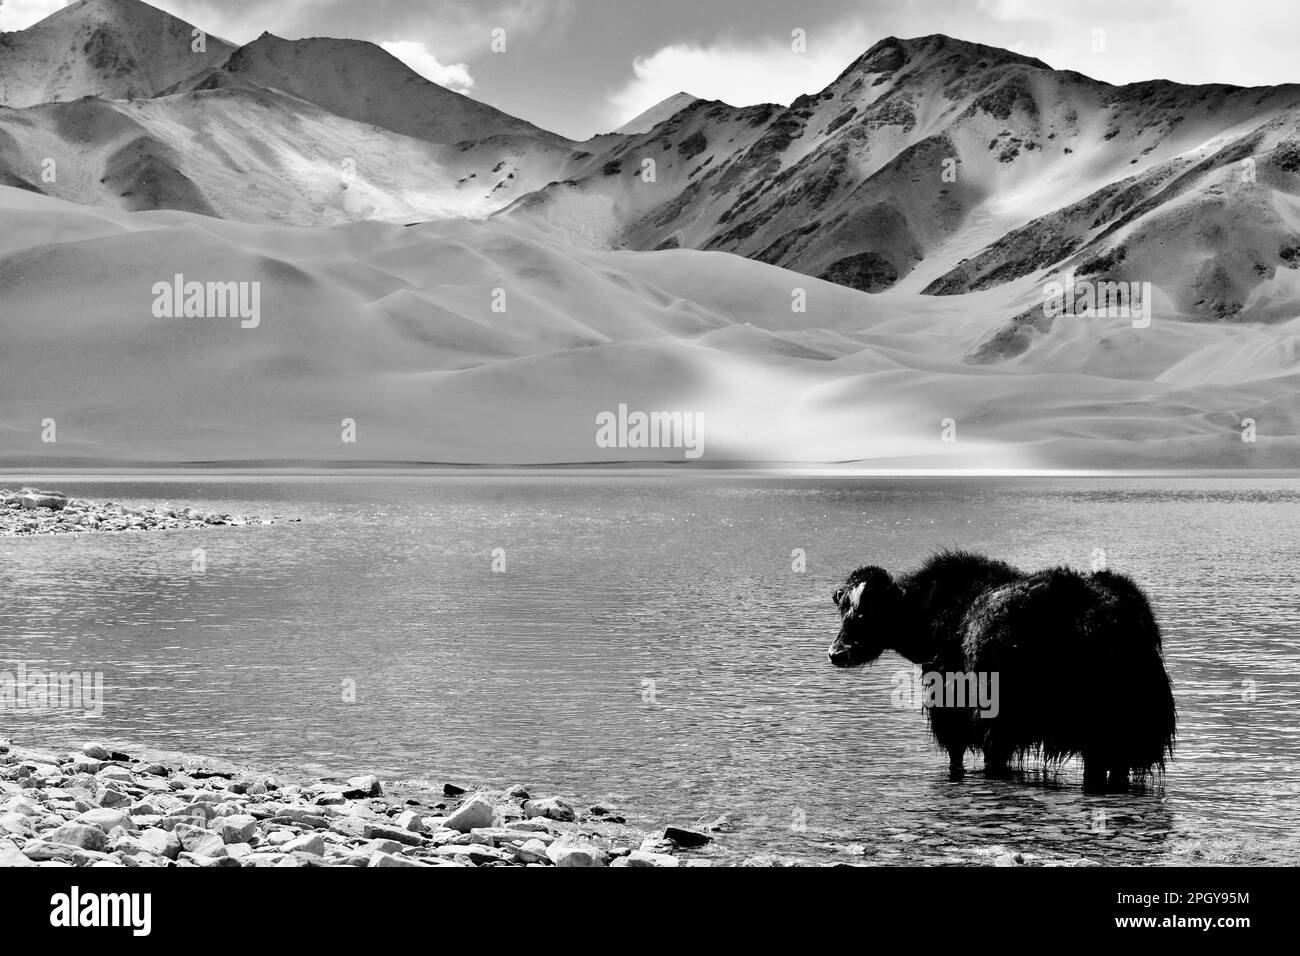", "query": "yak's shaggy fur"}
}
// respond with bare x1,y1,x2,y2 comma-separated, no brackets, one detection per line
828,550,1176,791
